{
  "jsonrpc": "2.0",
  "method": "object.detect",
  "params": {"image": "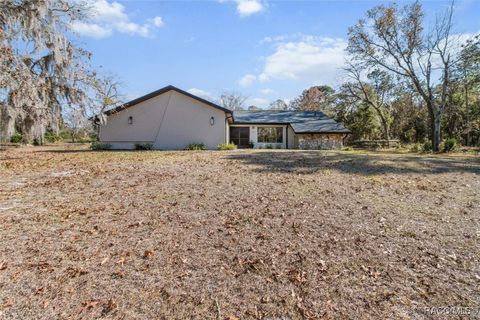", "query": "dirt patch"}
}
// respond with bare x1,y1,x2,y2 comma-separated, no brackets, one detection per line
0,145,479,319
